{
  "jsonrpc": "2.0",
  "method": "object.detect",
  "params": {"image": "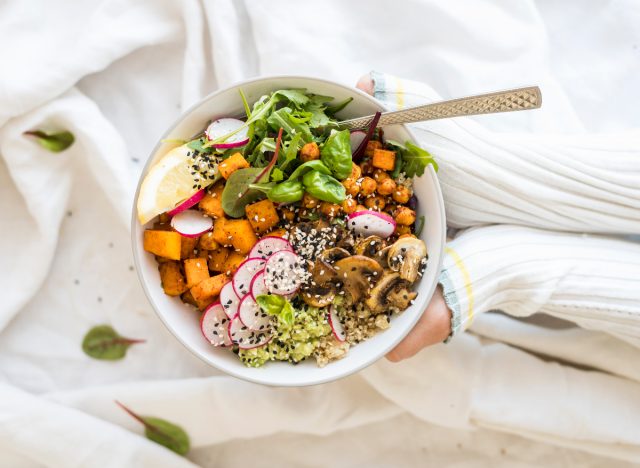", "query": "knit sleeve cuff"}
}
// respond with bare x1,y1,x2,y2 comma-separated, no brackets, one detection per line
370,71,440,110
438,246,475,342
